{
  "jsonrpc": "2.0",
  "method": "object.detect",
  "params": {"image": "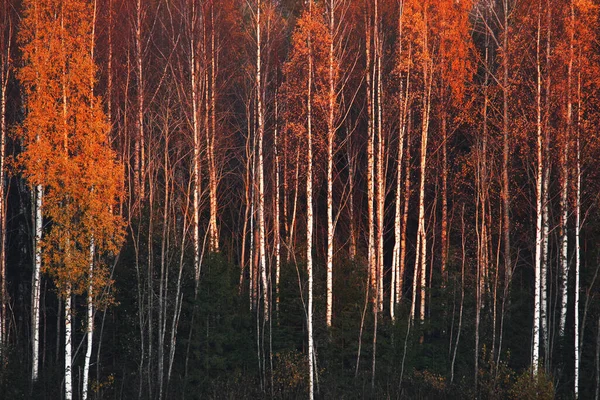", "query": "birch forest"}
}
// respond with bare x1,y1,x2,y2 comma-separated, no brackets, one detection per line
2,0,600,399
